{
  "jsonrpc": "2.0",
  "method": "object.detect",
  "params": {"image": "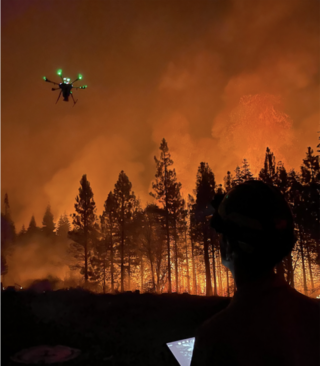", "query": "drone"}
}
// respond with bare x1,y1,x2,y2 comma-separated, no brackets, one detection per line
43,69,87,105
